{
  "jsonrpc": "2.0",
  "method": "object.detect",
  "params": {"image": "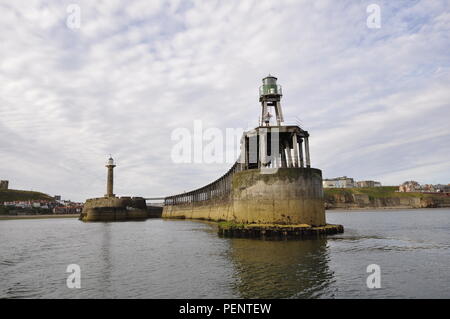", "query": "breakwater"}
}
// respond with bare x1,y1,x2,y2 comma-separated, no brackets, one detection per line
163,166,327,227
80,196,149,222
